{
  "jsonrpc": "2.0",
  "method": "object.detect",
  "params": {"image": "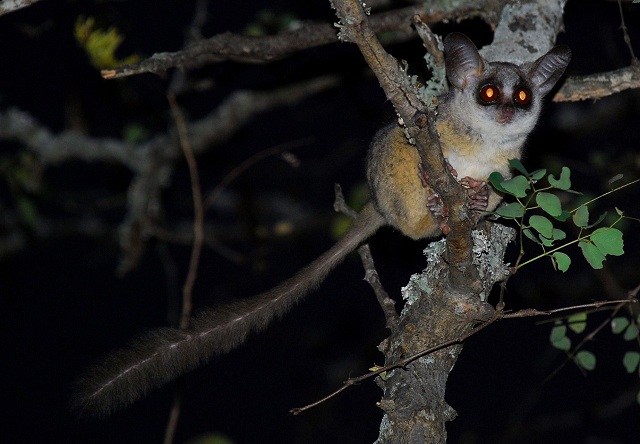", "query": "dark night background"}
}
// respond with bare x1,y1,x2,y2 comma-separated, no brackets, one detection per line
2,1,639,443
